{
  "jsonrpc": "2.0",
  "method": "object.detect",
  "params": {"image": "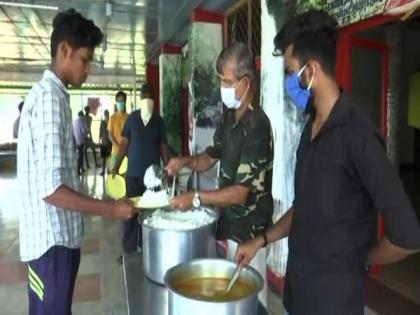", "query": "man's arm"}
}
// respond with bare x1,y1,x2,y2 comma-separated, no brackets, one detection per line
166,152,218,175
160,144,169,166
368,237,419,265
200,185,249,208
235,208,294,266
170,183,249,209
44,185,134,219
353,130,420,265
112,136,128,174
107,117,118,147
108,132,118,147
